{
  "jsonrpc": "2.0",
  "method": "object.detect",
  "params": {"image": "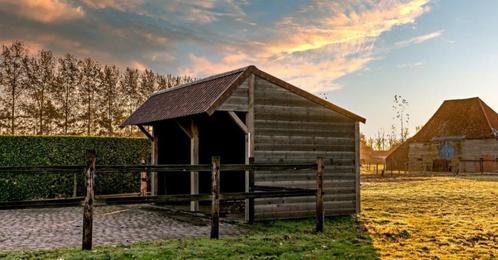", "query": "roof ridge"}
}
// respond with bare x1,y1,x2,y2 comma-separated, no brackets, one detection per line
477,98,498,130
151,66,250,96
